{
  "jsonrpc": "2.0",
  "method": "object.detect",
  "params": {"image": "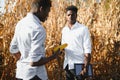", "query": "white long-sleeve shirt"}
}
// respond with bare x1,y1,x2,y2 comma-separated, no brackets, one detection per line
10,13,48,80
61,22,92,69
